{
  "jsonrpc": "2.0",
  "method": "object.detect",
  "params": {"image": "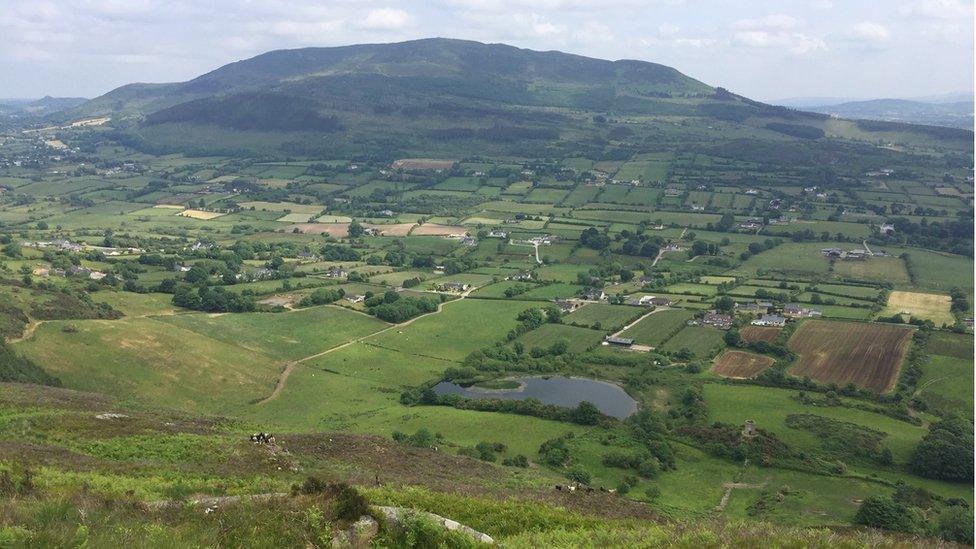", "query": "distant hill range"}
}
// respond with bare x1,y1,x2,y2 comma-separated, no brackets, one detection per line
0,96,88,117
775,95,973,130
51,38,972,157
